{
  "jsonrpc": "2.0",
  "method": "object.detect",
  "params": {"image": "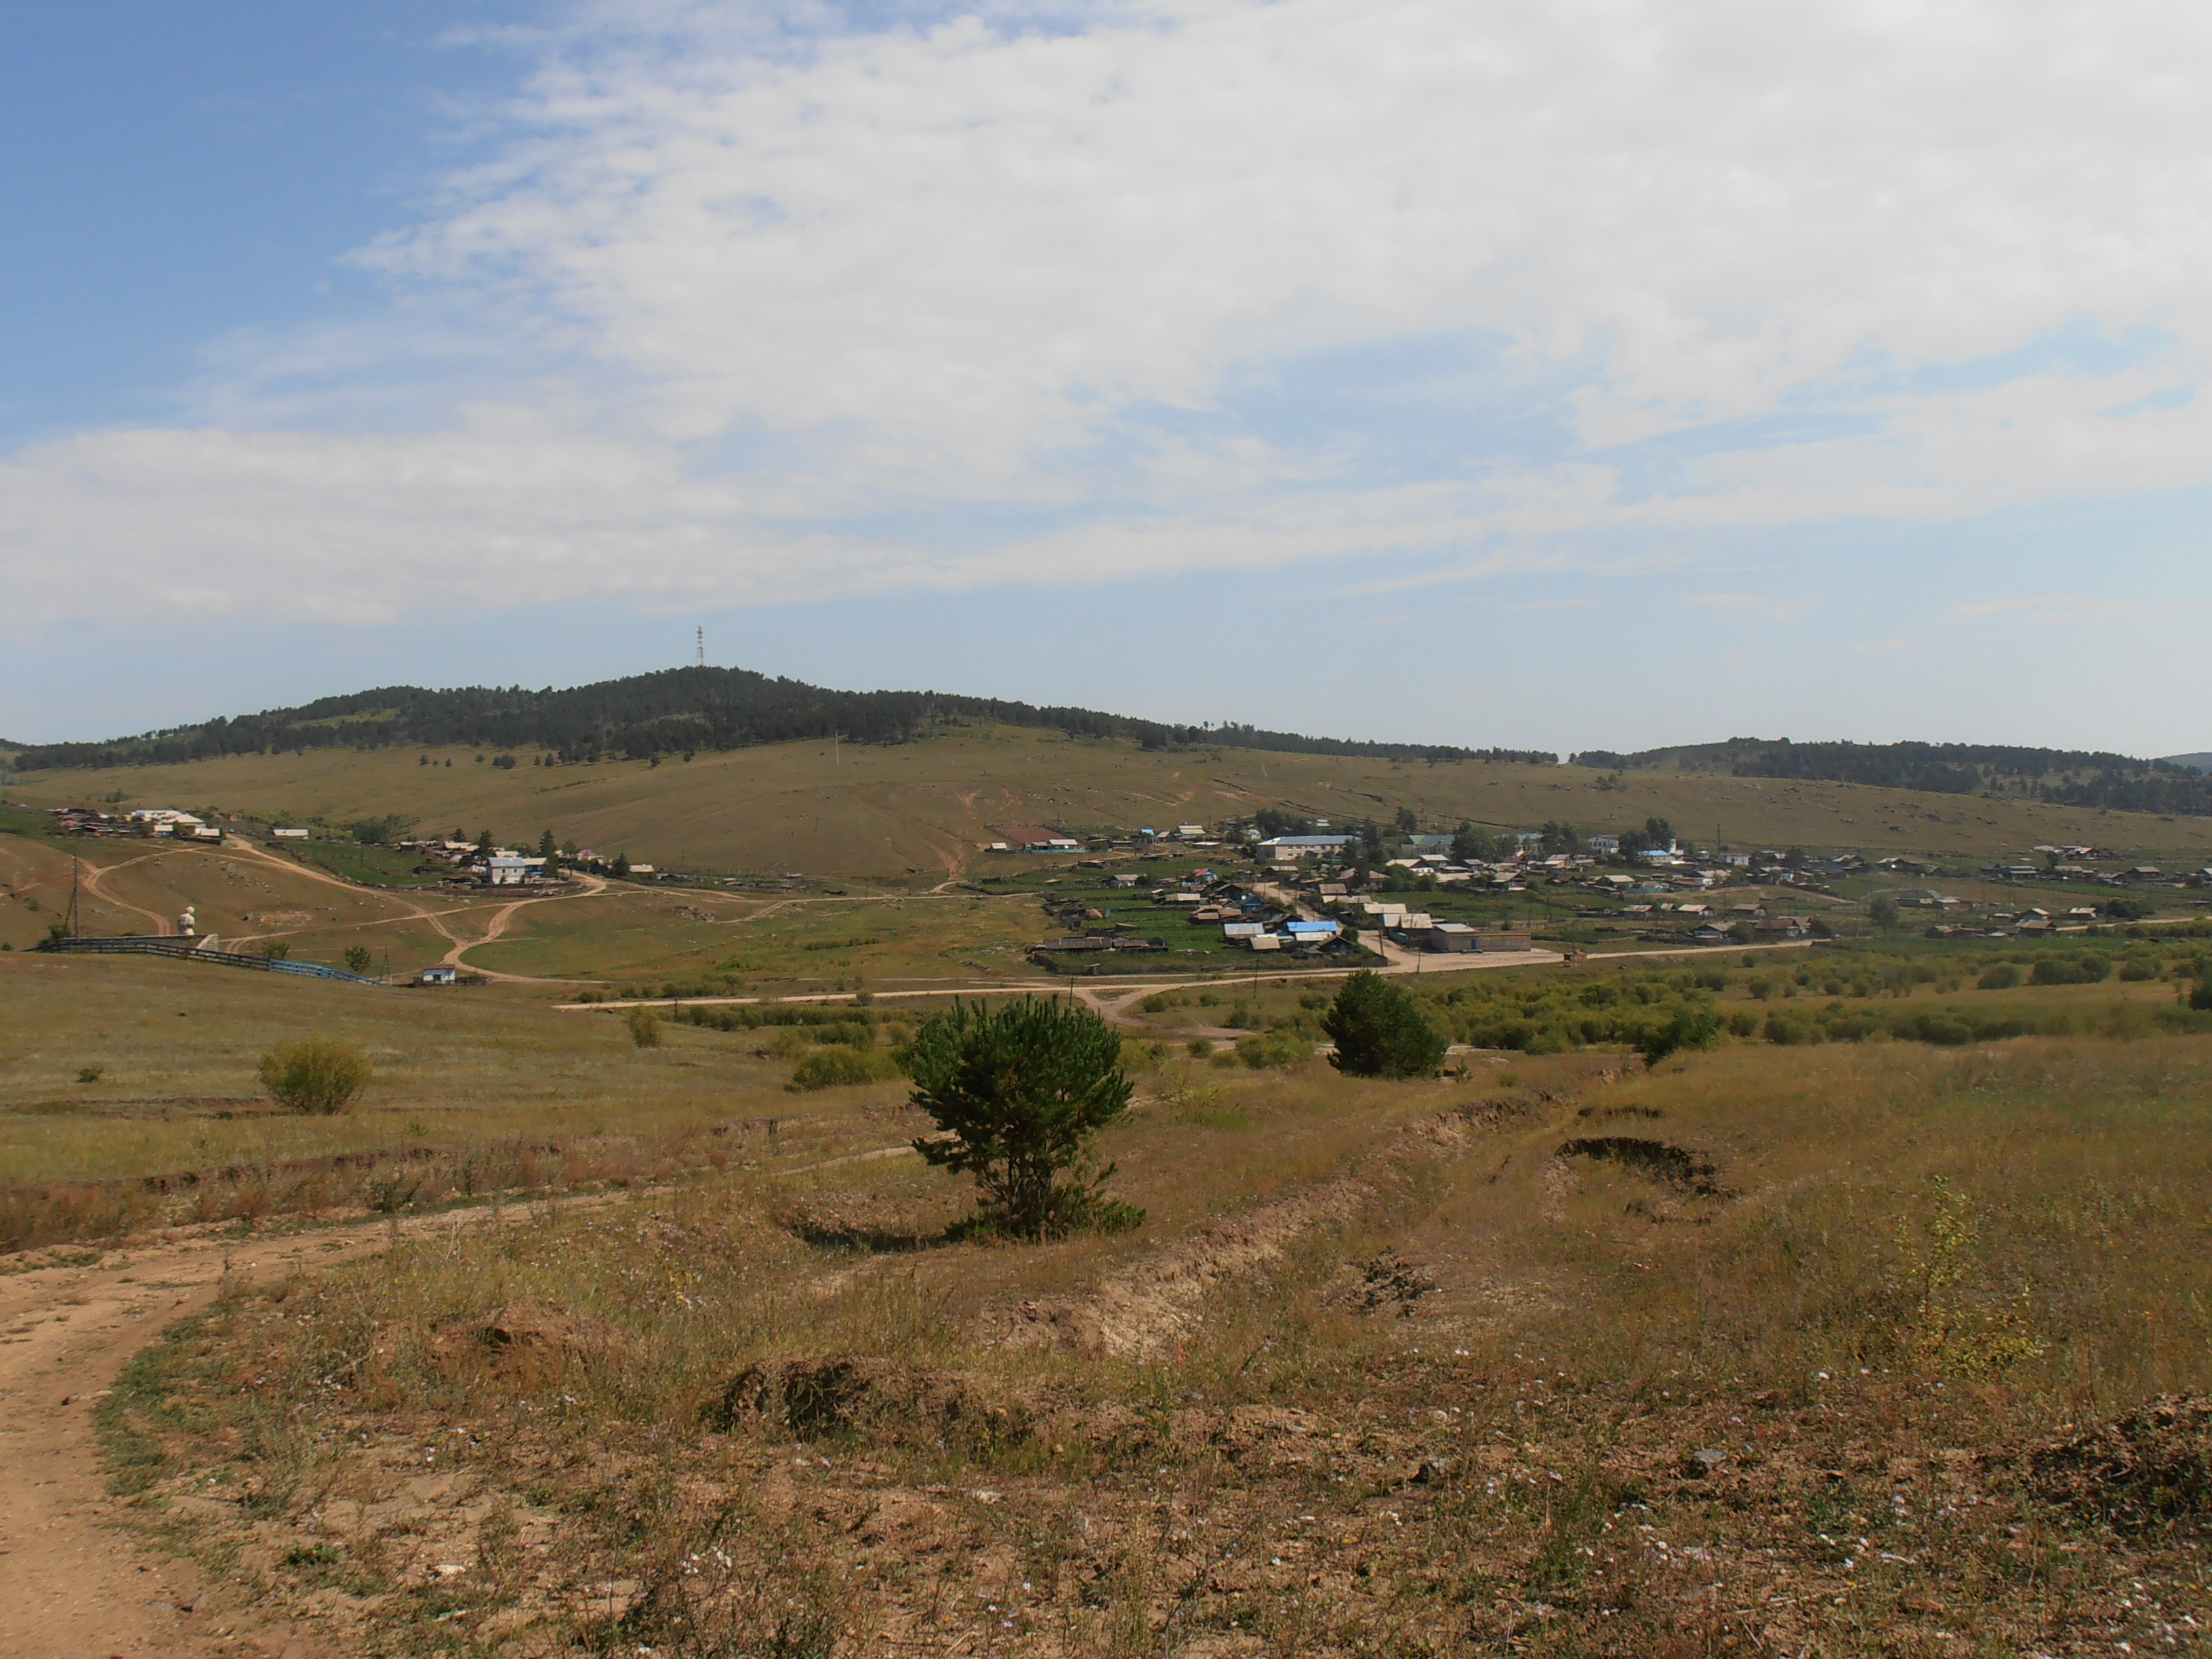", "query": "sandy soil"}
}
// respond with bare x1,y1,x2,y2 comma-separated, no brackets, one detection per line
0,1206,567,1658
